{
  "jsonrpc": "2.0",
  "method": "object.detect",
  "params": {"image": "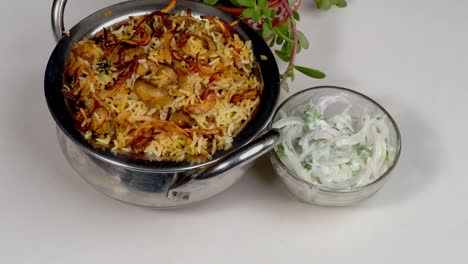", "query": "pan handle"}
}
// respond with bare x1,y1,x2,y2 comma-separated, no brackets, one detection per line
167,129,281,201
51,0,68,43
